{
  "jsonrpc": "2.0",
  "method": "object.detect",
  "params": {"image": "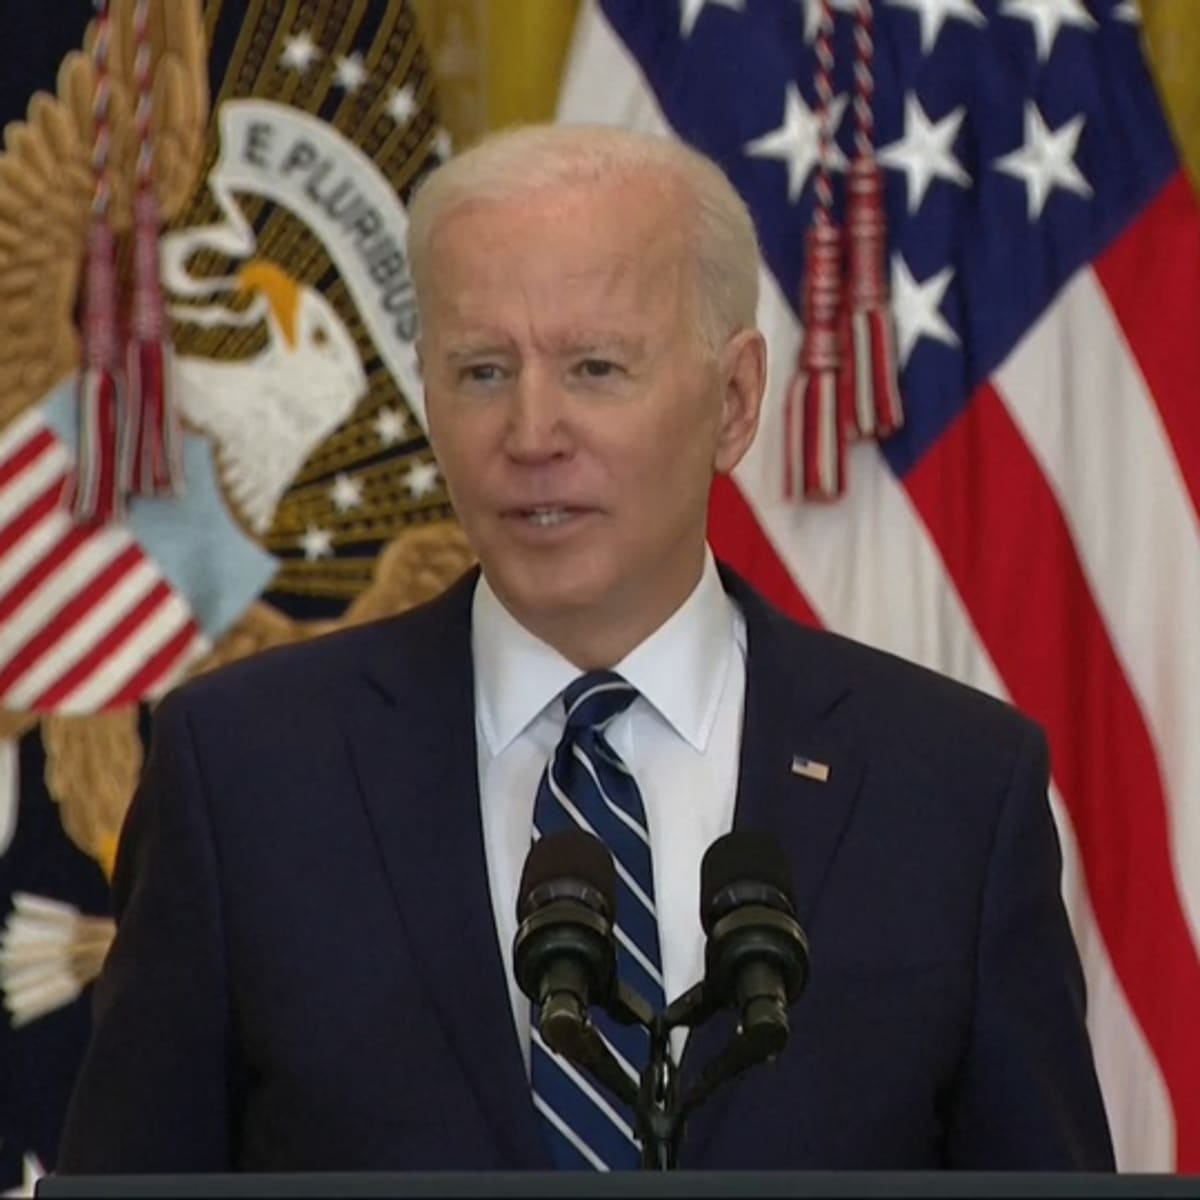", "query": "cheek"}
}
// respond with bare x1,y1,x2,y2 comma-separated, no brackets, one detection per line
427,410,486,489
600,421,716,522
624,390,721,487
